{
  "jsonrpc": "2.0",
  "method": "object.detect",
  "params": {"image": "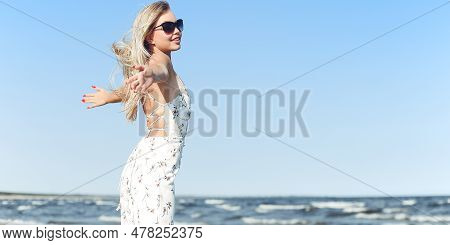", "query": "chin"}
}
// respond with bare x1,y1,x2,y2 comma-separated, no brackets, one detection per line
170,44,181,51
